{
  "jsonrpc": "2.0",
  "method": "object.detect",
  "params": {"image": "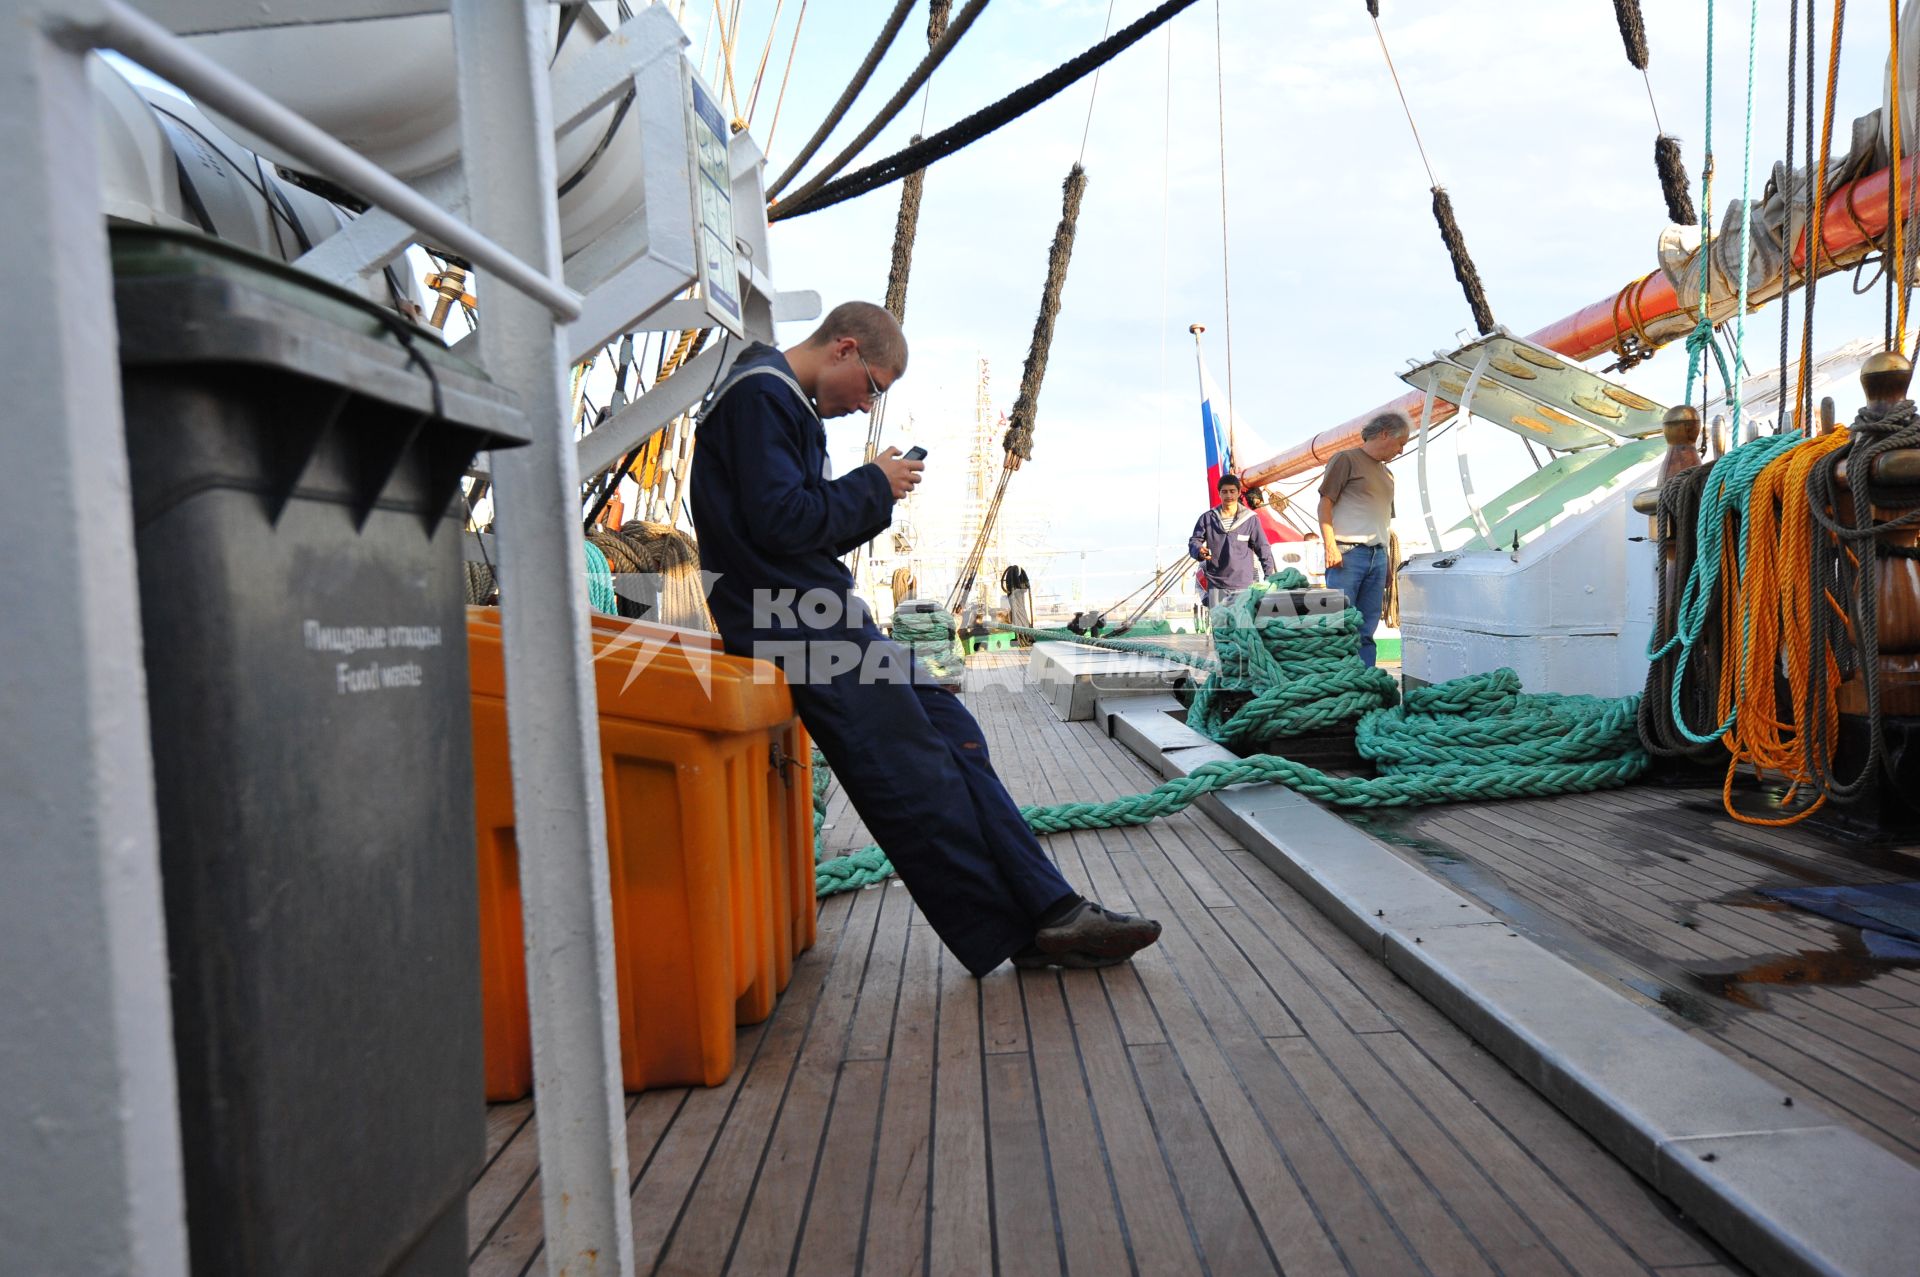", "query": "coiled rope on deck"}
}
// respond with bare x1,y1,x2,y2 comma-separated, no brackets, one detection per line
1187,572,1400,749
816,573,1648,895
890,603,963,681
